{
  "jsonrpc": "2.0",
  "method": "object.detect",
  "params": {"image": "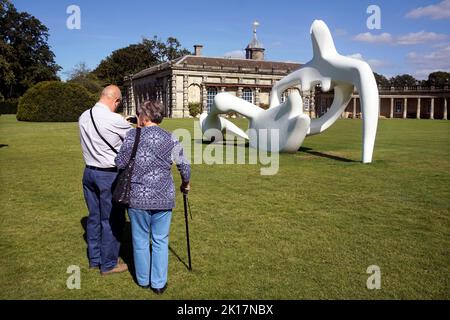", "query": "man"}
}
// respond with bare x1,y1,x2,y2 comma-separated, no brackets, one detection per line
79,85,132,275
